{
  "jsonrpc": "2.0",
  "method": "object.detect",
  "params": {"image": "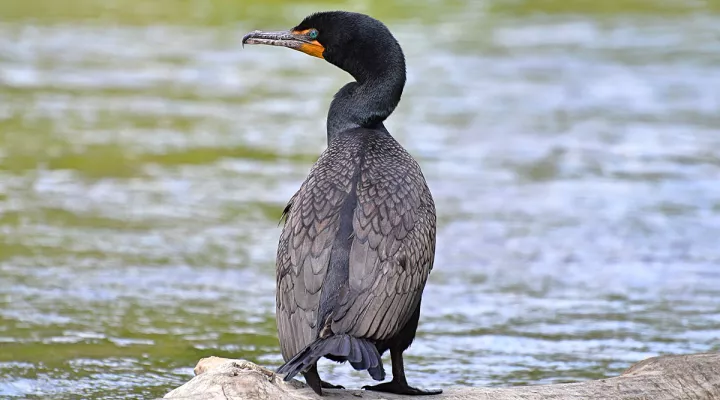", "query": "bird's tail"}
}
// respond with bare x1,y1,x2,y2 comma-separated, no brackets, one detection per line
276,334,385,381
